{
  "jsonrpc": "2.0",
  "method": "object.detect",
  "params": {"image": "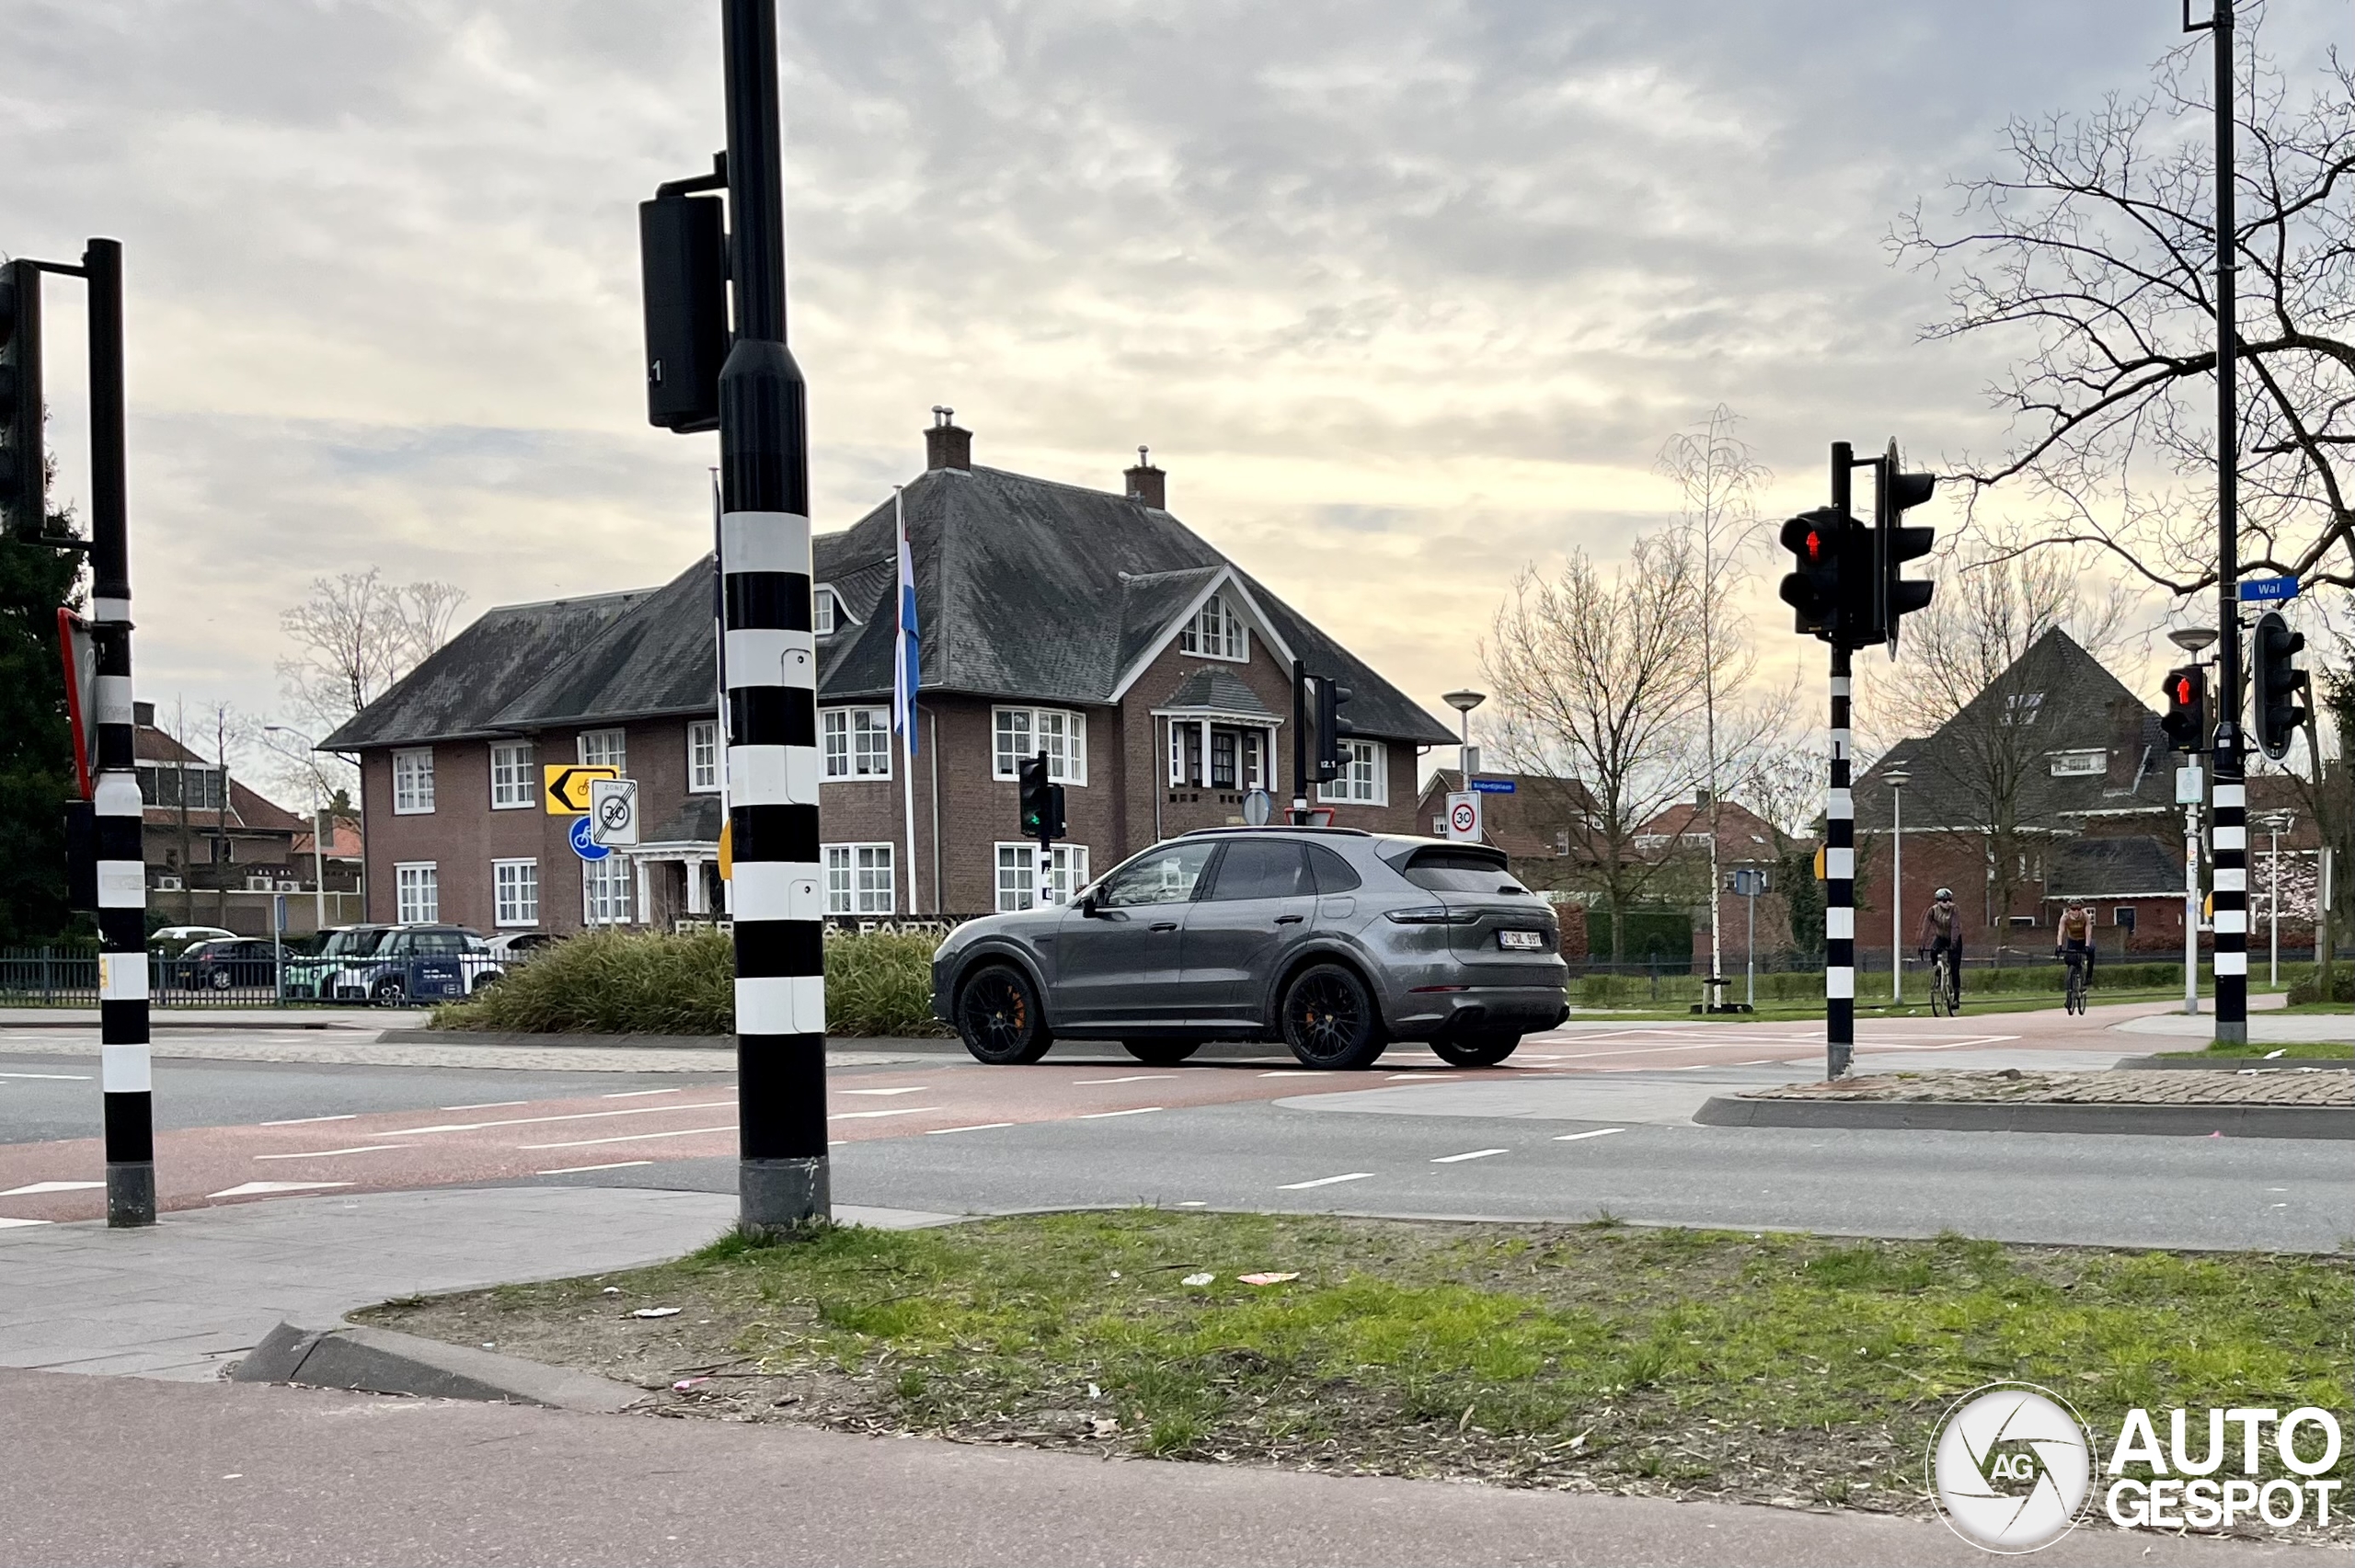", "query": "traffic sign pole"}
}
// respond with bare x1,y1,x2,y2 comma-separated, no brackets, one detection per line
1825,639,1855,1080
